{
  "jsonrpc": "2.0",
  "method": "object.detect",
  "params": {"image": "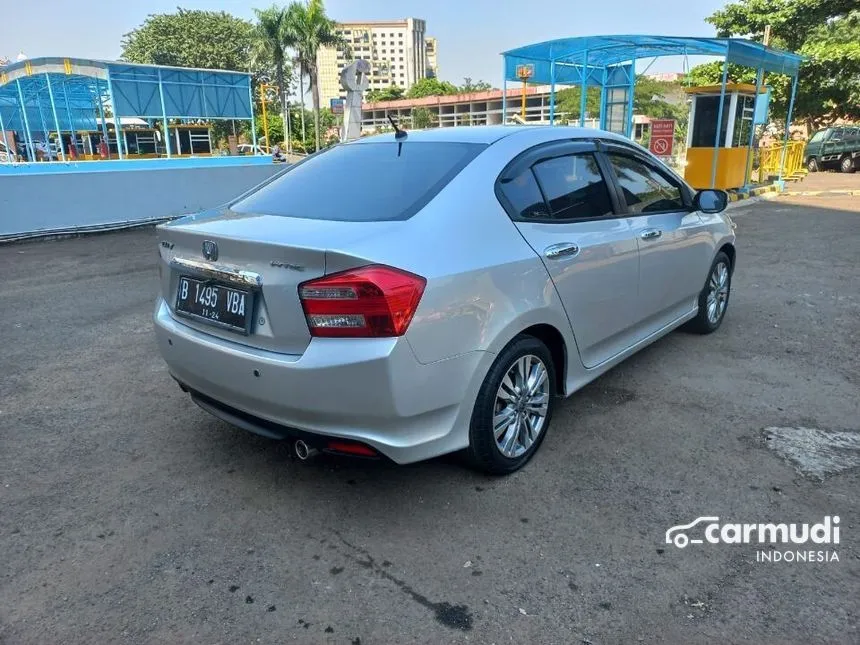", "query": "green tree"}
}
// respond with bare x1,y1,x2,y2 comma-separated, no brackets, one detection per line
410,106,436,129
366,84,405,102
689,0,860,128
285,0,346,152
406,78,459,98
459,77,493,93
252,6,292,130
554,86,602,122
121,9,255,70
